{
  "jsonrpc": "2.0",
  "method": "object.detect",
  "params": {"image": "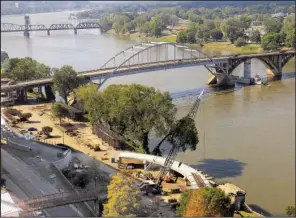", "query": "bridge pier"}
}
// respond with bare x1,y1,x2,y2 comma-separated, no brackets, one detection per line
236,59,252,85
24,31,30,37
74,29,77,35
44,85,55,101
16,88,27,102
47,30,50,36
